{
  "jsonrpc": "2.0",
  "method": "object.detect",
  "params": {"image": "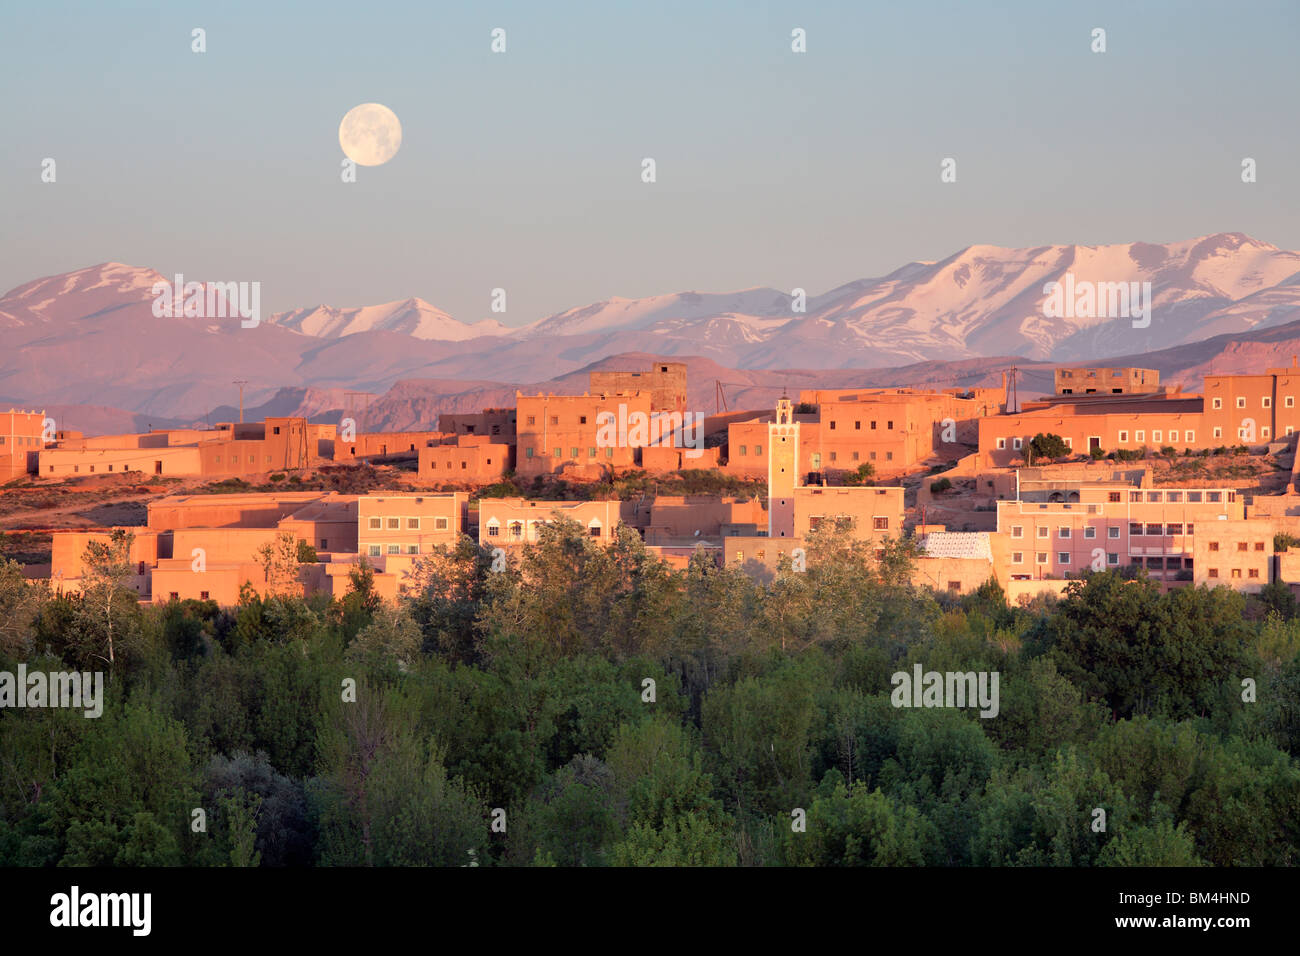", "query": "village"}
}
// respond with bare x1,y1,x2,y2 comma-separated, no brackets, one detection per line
5,357,1300,607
